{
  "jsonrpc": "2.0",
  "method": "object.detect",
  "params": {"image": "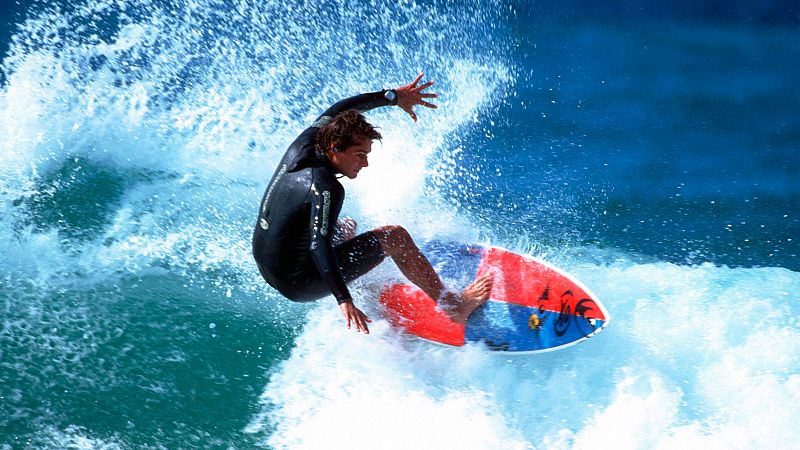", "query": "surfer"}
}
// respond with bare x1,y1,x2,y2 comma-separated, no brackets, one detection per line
252,73,492,334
